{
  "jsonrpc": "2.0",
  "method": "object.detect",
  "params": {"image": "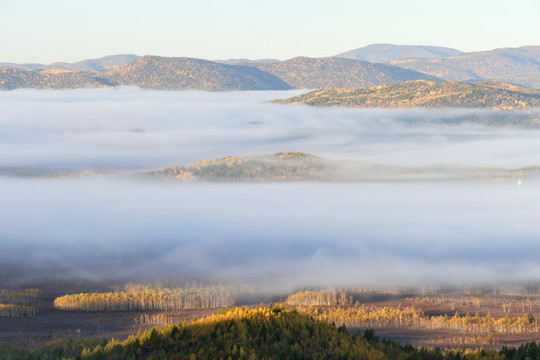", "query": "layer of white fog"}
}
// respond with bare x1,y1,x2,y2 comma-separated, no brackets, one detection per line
1,88,540,290
1,88,540,172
